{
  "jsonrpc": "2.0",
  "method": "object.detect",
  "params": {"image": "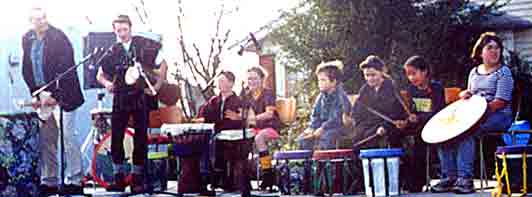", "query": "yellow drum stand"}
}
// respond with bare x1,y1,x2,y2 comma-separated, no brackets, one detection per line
493,145,532,197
